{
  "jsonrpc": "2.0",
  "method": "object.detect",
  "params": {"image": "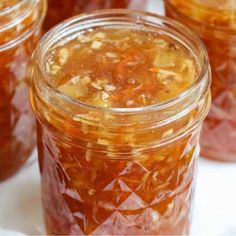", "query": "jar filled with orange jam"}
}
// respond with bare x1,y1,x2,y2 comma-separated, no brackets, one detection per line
31,10,211,235
0,0,46,181
165,0,236,162
43,0,136,31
